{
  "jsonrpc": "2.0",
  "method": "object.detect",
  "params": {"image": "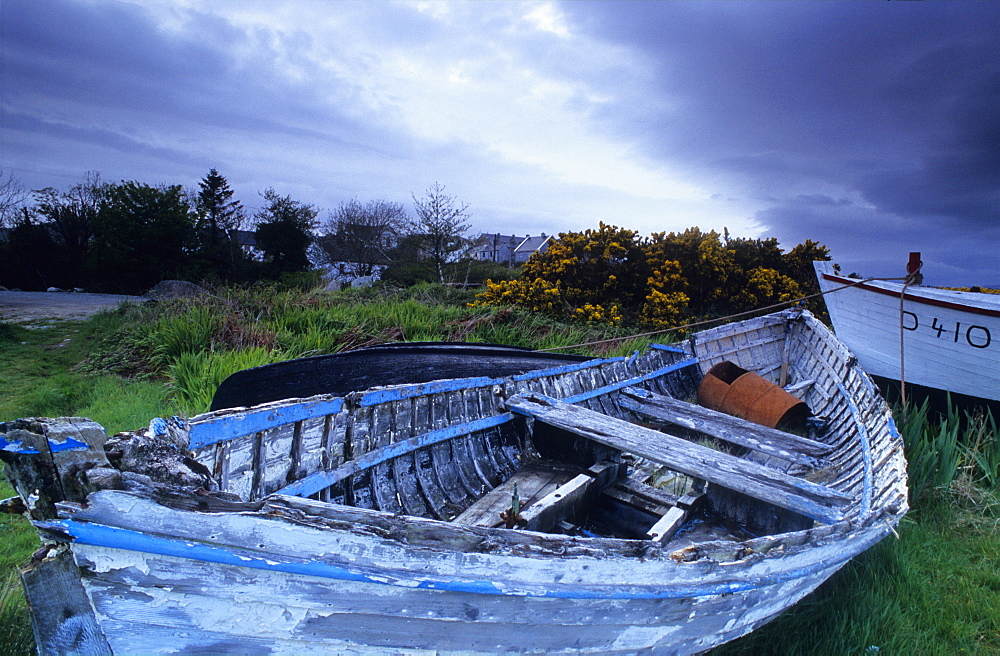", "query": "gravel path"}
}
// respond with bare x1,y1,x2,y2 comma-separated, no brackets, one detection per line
0,290,145,323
